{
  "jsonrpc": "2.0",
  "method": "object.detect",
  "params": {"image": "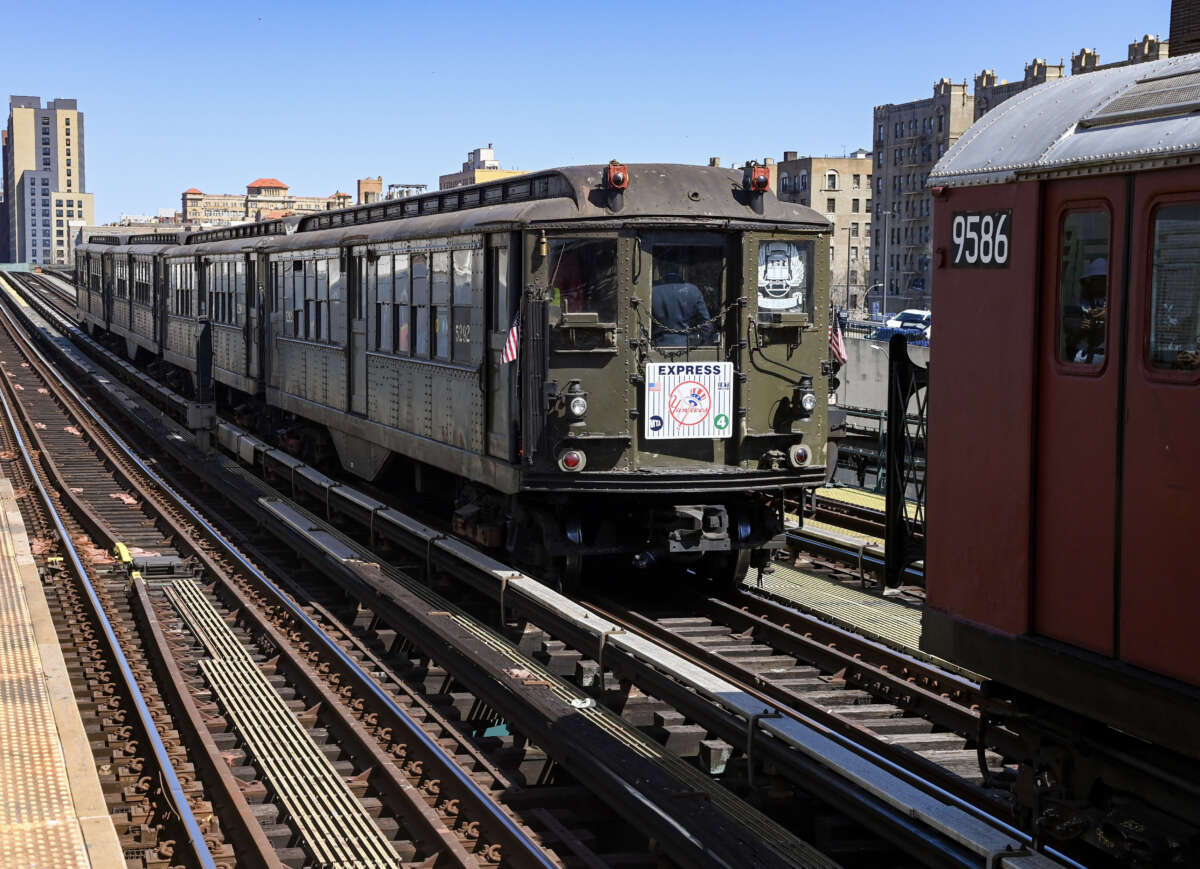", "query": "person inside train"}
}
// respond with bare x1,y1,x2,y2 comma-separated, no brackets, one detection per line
1176,333,1200,369
652,271,714,347
1070,257,1108,364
